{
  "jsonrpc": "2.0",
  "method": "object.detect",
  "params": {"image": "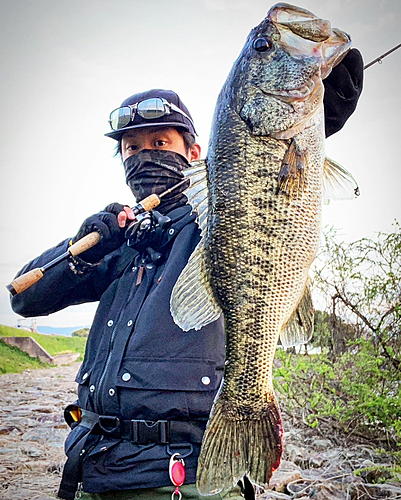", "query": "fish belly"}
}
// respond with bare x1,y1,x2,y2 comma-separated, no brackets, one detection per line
210,130,321,386
197,119,323,494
